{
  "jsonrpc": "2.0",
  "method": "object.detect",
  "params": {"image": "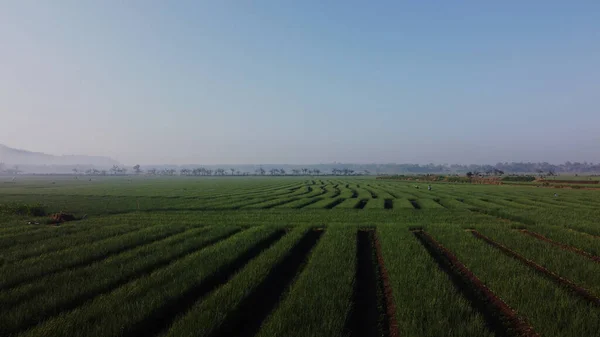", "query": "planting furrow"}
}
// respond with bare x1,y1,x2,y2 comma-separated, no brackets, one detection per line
372,231,399,337
384,199,393,209
325,198,347,209
408,199,420,209
470,230,600,307
0,226,241,335
256,226,356,337
0,222,134,251
123,229,287,337
518,229,600,263
0,224,188,290
414,230,538,337
161,227,317,337
1,222,152,262
348,230,380,337
285,197,325,209
21,226,284,337
347,230,398,337
205,229,323,337
354,199,369,209
244,188,325,209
